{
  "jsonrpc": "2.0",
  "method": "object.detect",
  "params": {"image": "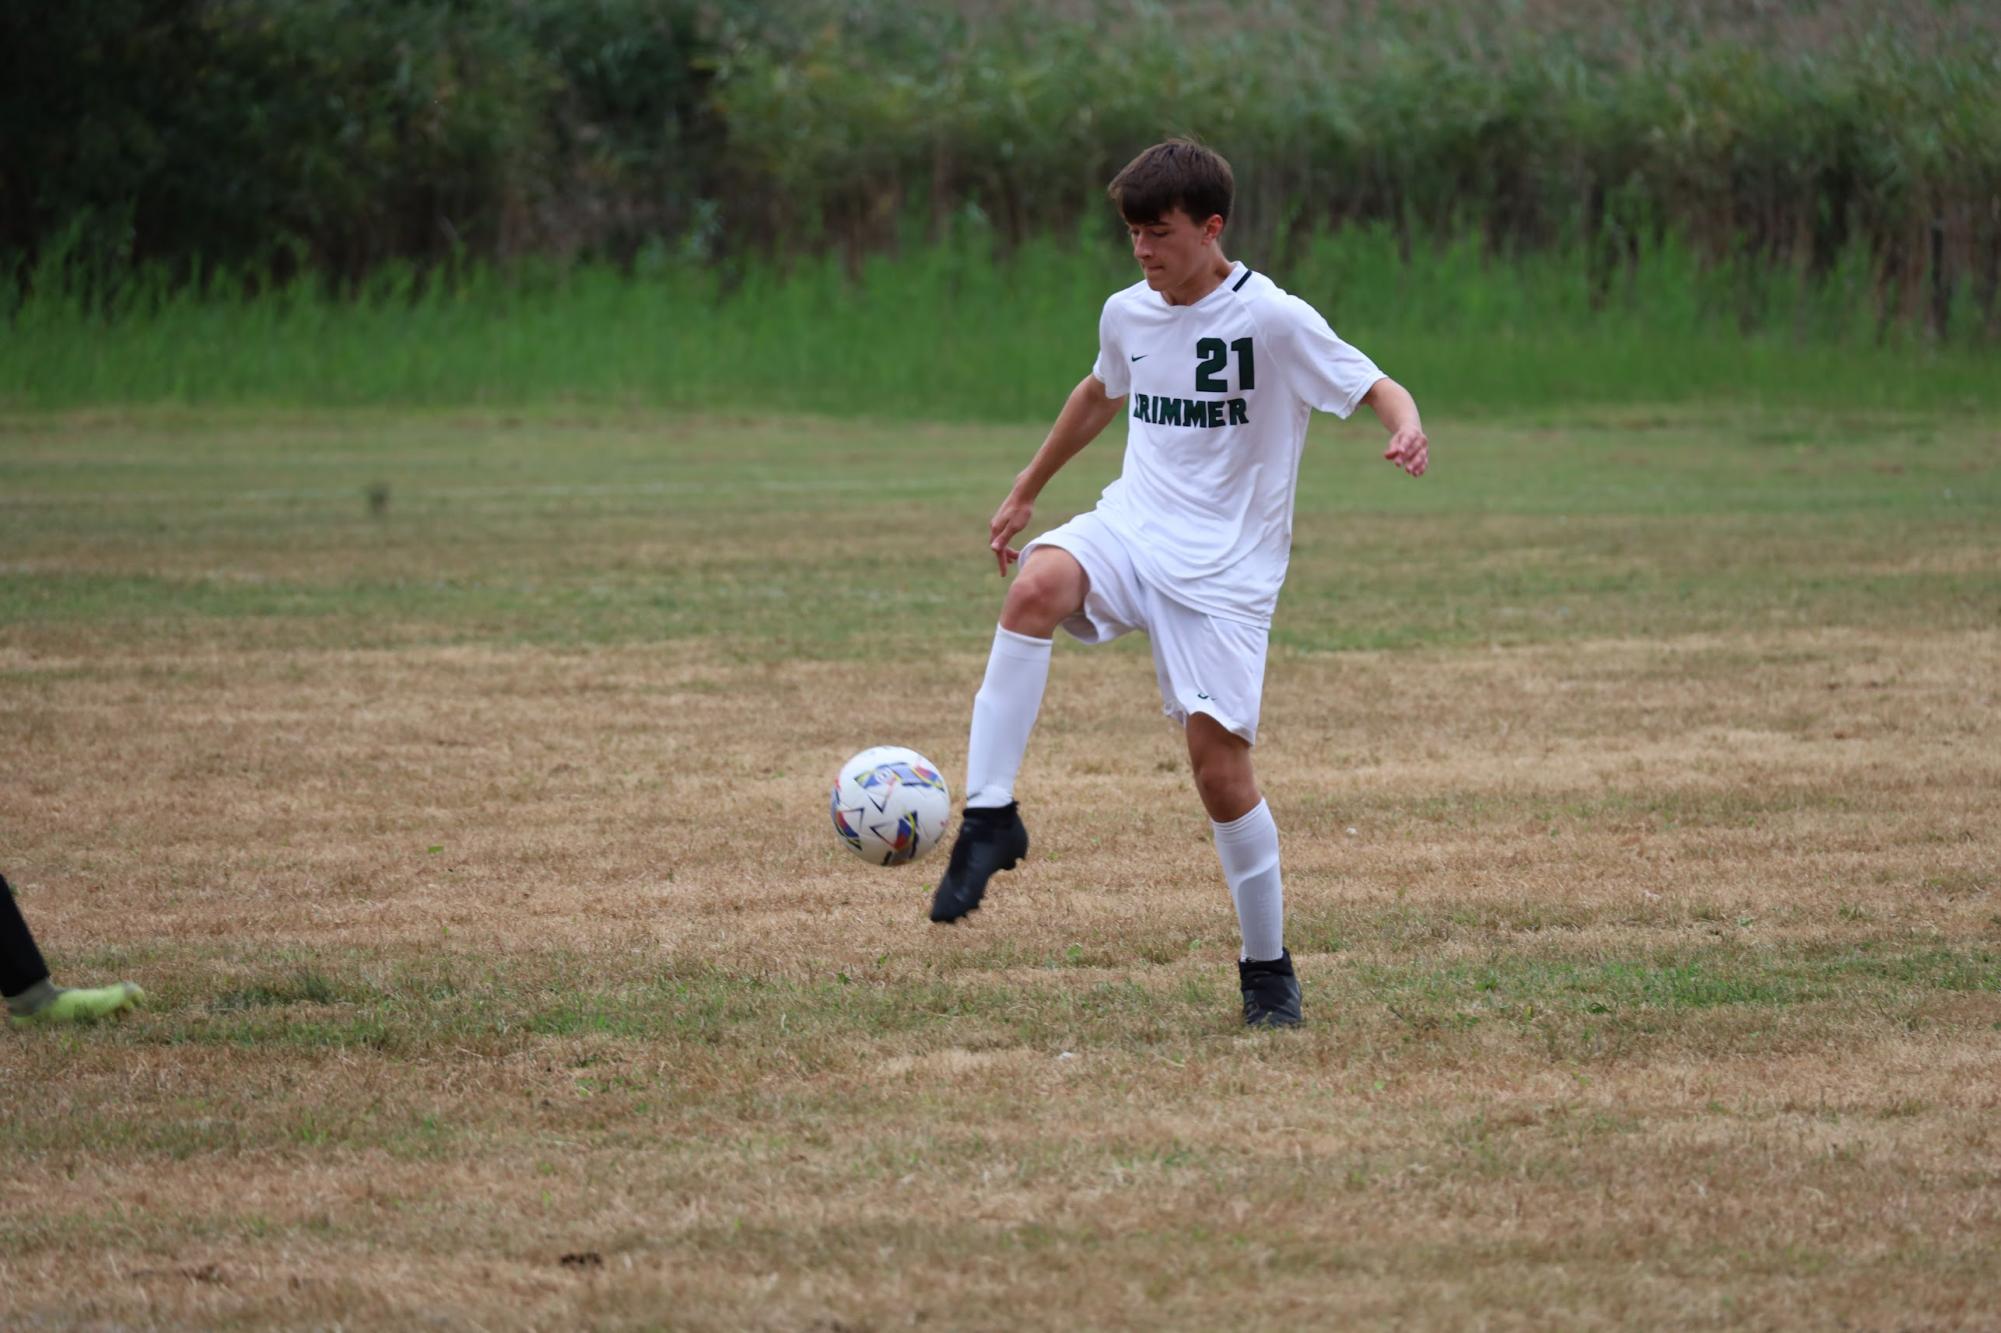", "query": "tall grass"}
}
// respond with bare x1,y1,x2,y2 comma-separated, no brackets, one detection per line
6,227,1997,419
